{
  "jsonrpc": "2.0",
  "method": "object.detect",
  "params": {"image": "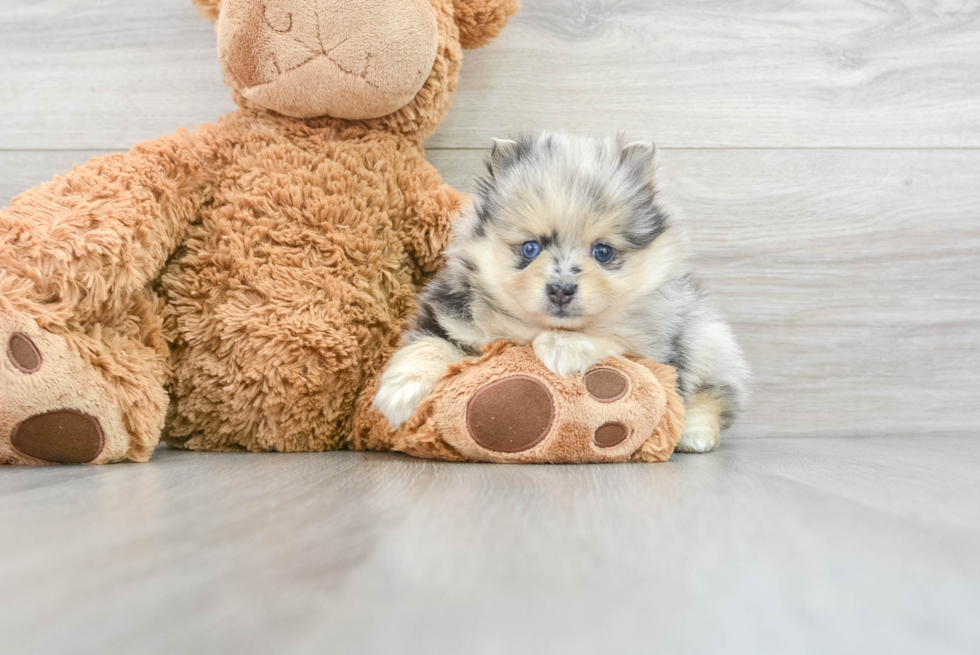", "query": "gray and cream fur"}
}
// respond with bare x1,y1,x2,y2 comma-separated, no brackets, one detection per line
375,133,750,452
